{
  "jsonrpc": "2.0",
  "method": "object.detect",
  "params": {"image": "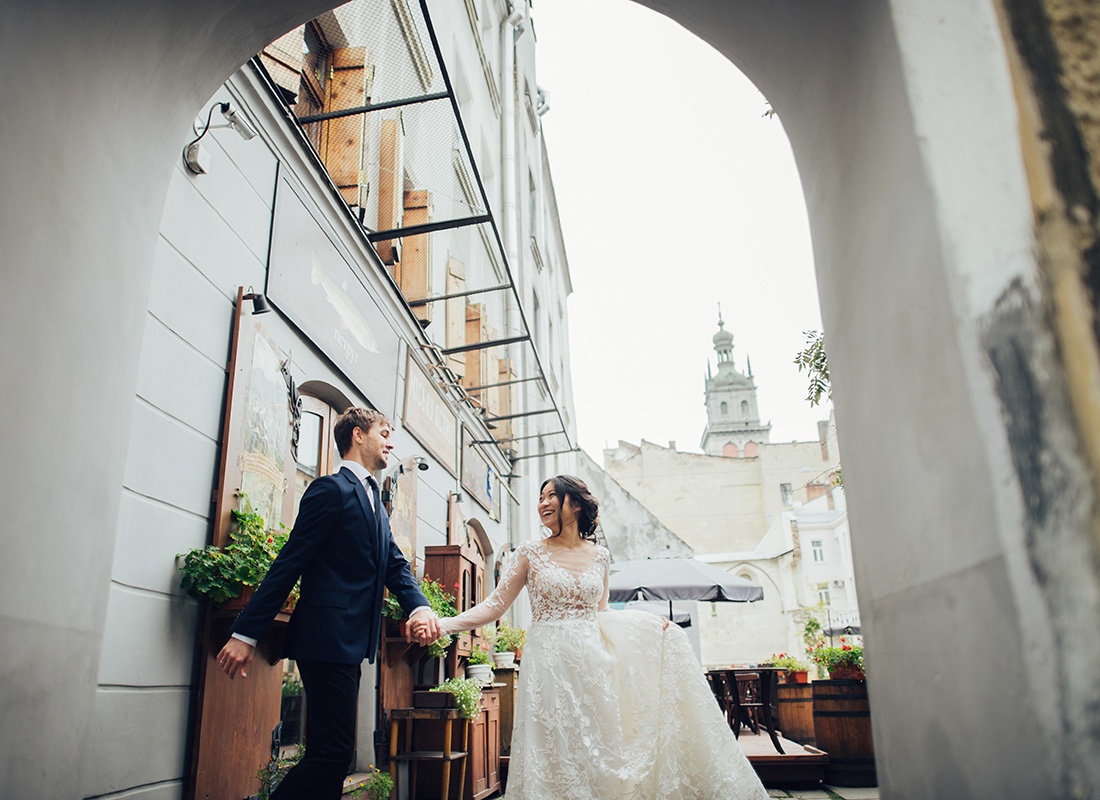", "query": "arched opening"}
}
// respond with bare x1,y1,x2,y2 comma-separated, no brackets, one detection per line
3,0,1095,797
